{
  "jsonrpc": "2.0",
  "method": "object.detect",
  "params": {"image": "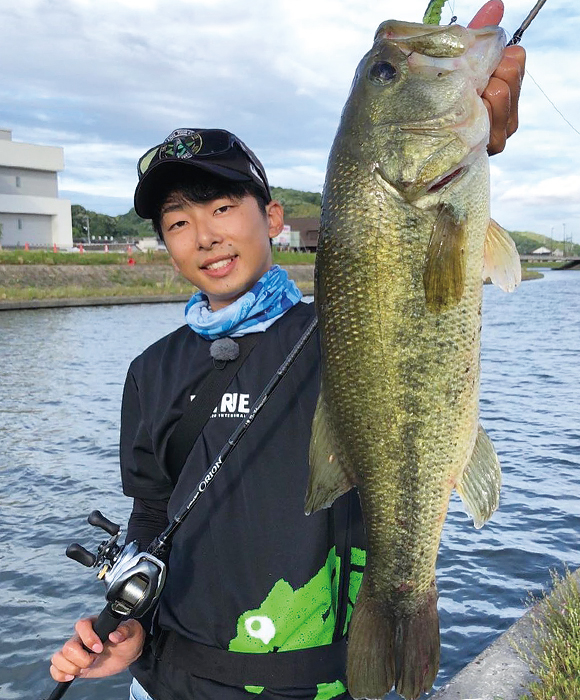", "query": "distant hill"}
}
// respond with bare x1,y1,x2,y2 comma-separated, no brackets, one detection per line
270,187,321,218
71,204,155,242
509,230,580,256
